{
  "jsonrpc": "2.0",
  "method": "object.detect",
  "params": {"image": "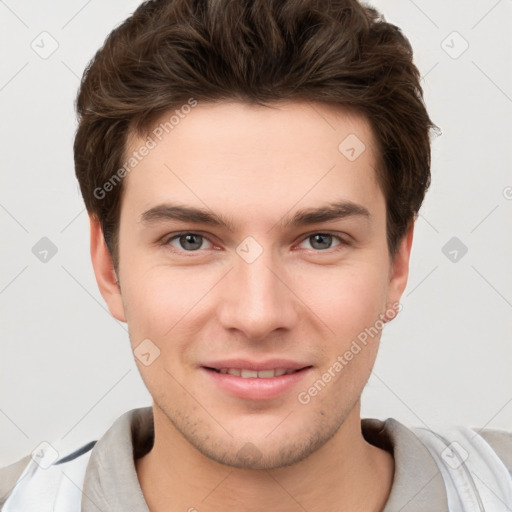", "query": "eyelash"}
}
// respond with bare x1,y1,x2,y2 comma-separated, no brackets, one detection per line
161,231,350,255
